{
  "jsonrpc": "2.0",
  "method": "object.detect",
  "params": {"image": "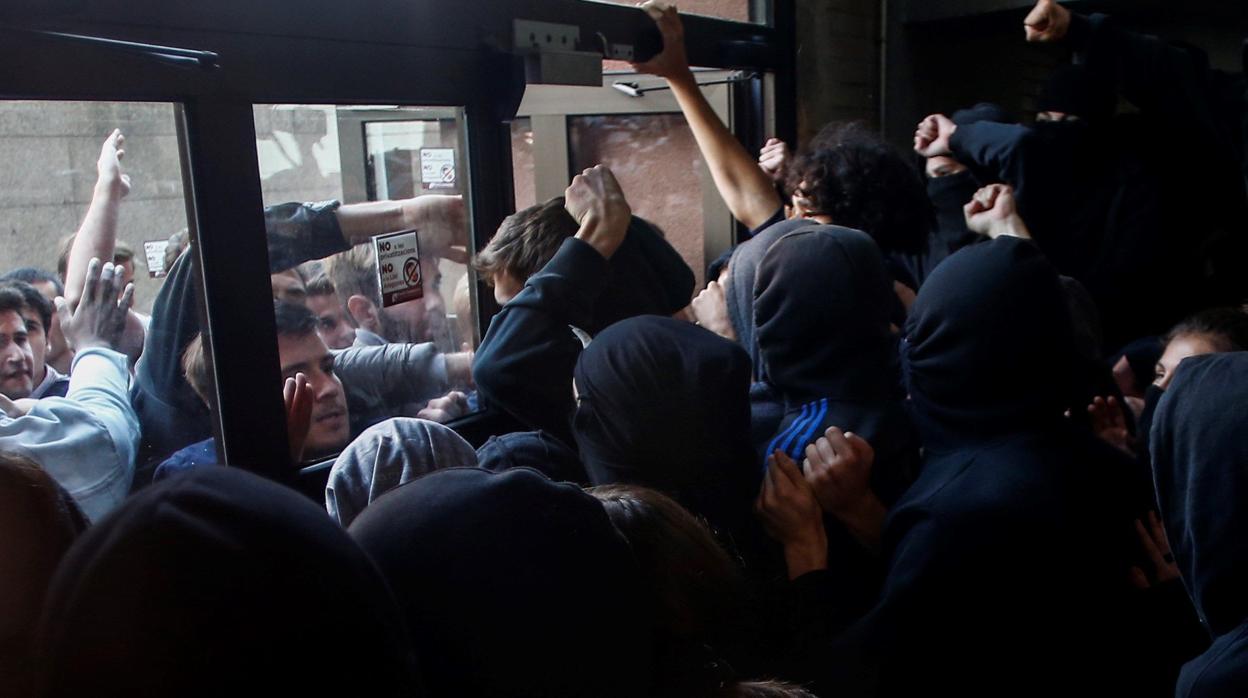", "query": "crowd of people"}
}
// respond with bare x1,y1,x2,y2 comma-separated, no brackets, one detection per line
4,0,1248,695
